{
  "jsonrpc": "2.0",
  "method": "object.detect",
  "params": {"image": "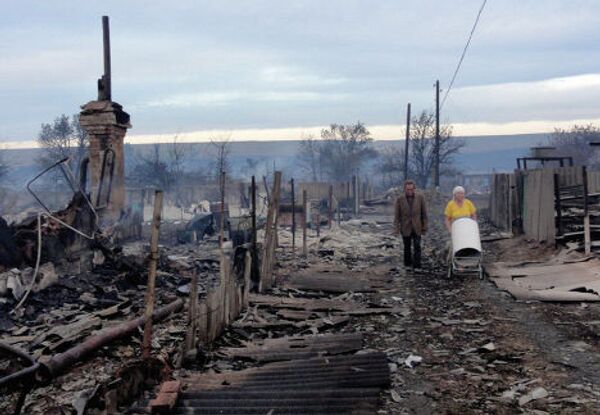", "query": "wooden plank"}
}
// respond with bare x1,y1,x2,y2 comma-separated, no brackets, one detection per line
540,169,554,242
184,269,199,355
249,294,355,311
282,274,376,293
218,333,364,362
260,171,282,292
142,190,164,359
196,302,208,344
